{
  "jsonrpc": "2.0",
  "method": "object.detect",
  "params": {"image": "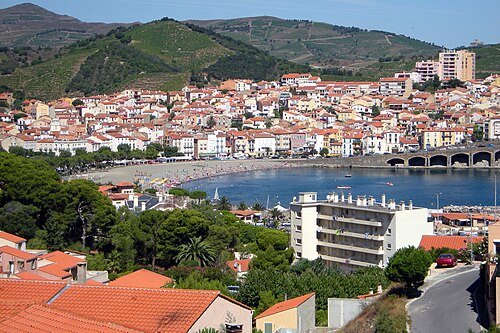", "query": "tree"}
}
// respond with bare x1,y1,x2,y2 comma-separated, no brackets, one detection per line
72,99,84,107
472,124,483,142
372,105,381,117
175,236,217,267
207,115,216,129
189,190,207,204
139,210,167,268
385,246,433,289
265,120,272,129
319,148,329,156
252,202,264,211
217,197,231,211
237,202,247,210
